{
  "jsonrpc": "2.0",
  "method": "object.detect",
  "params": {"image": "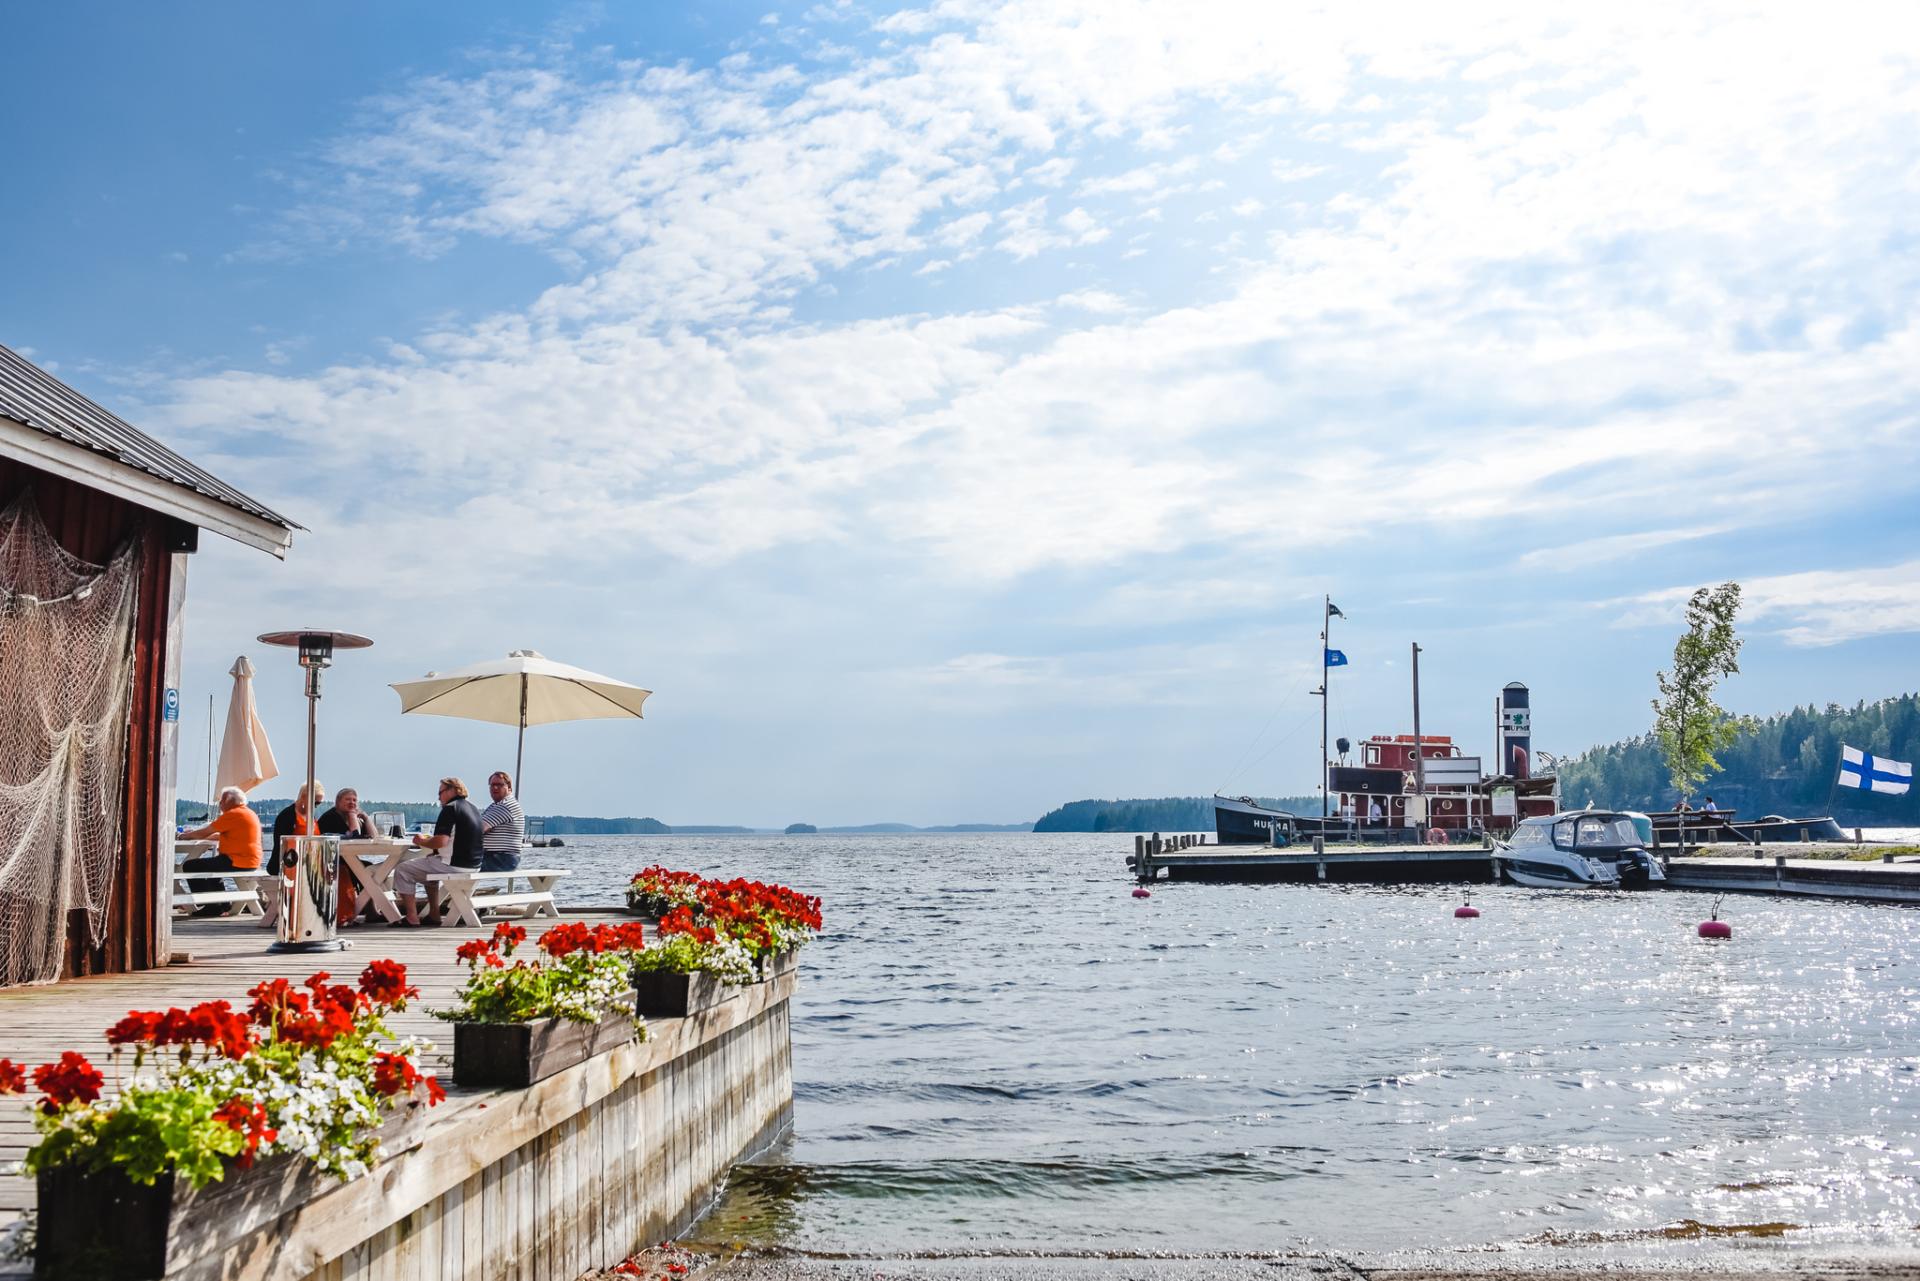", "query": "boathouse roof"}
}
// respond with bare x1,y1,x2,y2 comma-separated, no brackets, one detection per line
0,341,299,556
